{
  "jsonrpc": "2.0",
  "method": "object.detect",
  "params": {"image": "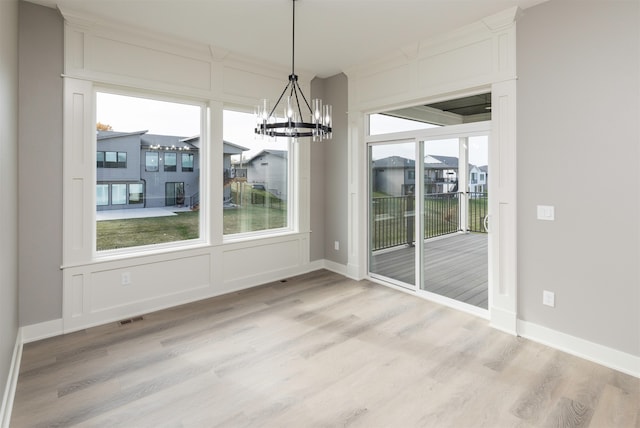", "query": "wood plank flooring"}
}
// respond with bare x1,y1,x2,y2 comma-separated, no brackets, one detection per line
11,270,639,427
371,232,488,308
